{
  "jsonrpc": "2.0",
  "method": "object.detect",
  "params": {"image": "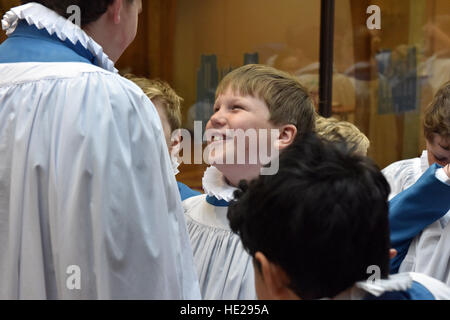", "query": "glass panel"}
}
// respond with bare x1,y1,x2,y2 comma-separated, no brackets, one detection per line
335,0,450,168
173,0,321,189
173,0,321,132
